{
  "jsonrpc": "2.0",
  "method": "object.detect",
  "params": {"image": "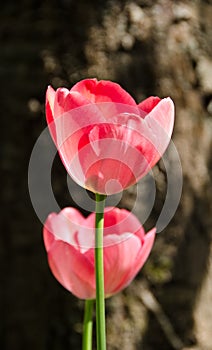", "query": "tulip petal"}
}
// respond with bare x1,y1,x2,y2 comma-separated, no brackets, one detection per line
53,88,70,118
103,233,142,294
46,86,56,141
71,78,137,106
44,229,96,299
63,91,92,111
113,228,156,294
145,97,175,138
103,207,144,239
44,208,84,247
136,228,156,269
46,86,55,119
138,96,161,115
